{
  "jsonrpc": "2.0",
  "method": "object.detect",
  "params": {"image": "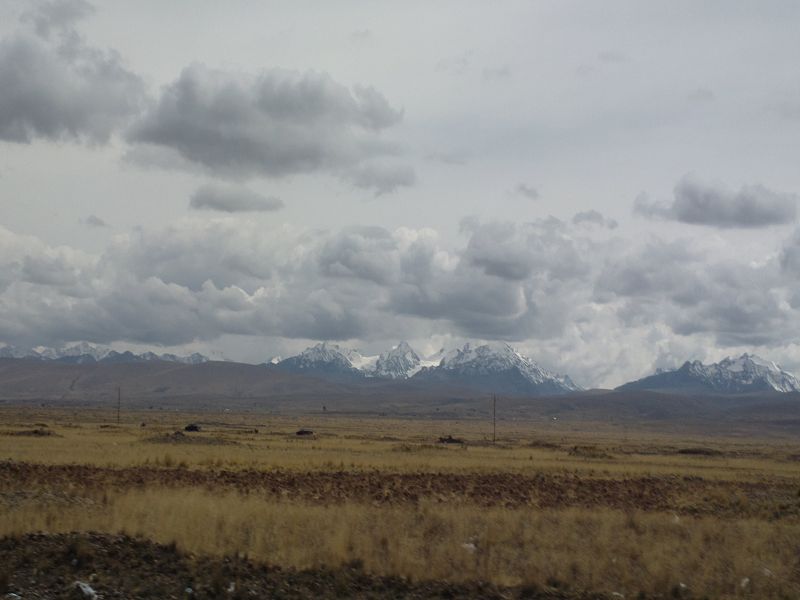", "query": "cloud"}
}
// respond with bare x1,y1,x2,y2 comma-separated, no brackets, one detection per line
21,0,94,38
594,237,795,347
572,210,618,229
435,52,472,75
0,2,145,144
80,214,108,227
127,64,404,180
598,50,626,64
0,218,596,348
343,162,416,196
189,184,284,213
349,29,371,42
779,228,800,276
482,66,511,81
5,215,800,385
463,220,589,282
513,183,539,200
318,226,398,284
427,150,468,166
687,87,715,104
634,174,797,228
